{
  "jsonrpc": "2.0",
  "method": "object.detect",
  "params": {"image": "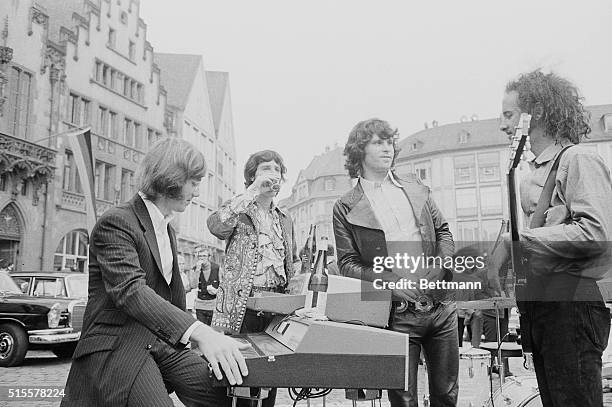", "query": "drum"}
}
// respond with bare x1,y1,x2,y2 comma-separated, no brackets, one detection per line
460,348,491,379
482,376,541,407
459,348,491,406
